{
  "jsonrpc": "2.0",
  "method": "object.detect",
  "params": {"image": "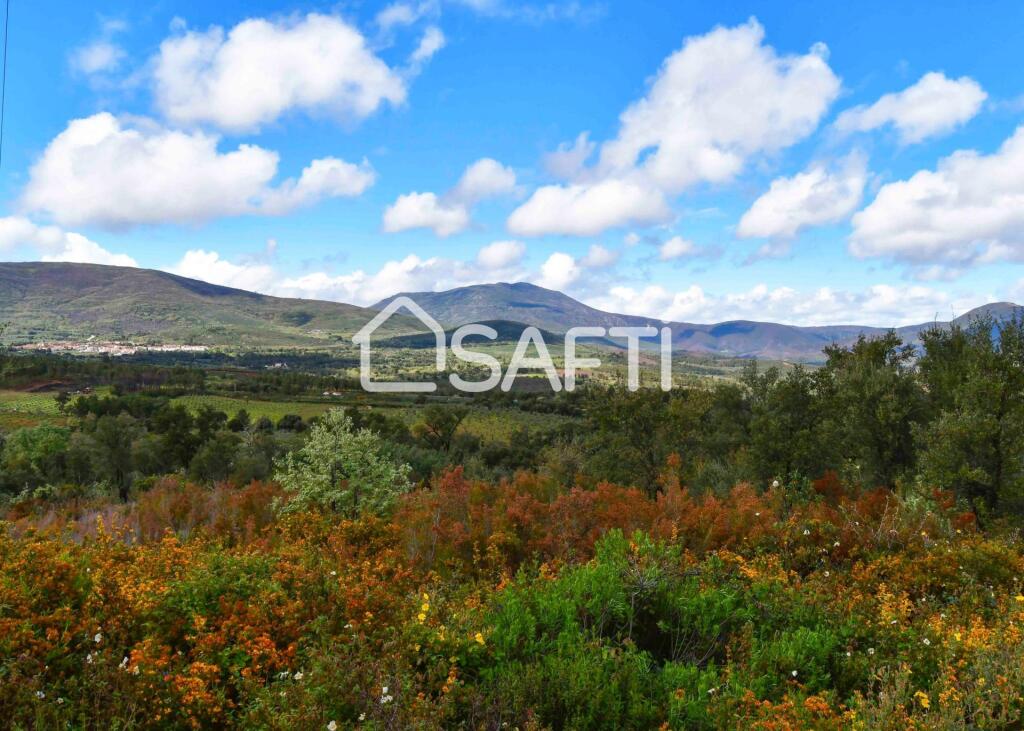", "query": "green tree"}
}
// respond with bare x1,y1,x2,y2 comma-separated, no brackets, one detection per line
412,405,469,453
92,414,137,501
274,409,411,516
917,316,1024,515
